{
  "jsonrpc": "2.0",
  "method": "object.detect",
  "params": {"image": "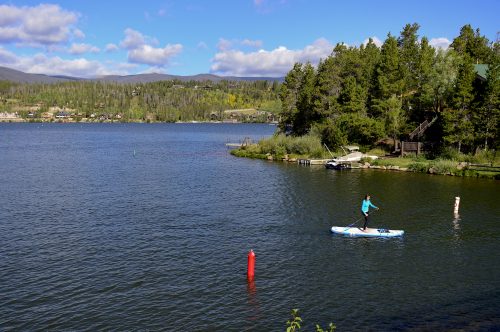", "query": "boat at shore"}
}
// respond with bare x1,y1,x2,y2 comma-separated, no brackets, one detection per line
325,145,378,170
325,160,351,170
